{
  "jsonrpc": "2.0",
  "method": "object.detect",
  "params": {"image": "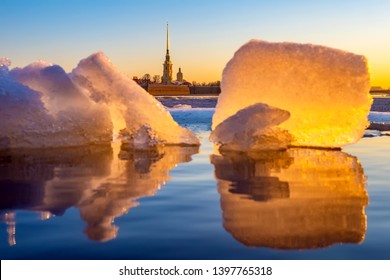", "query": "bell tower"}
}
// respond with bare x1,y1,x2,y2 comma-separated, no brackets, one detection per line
177,67,183,82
